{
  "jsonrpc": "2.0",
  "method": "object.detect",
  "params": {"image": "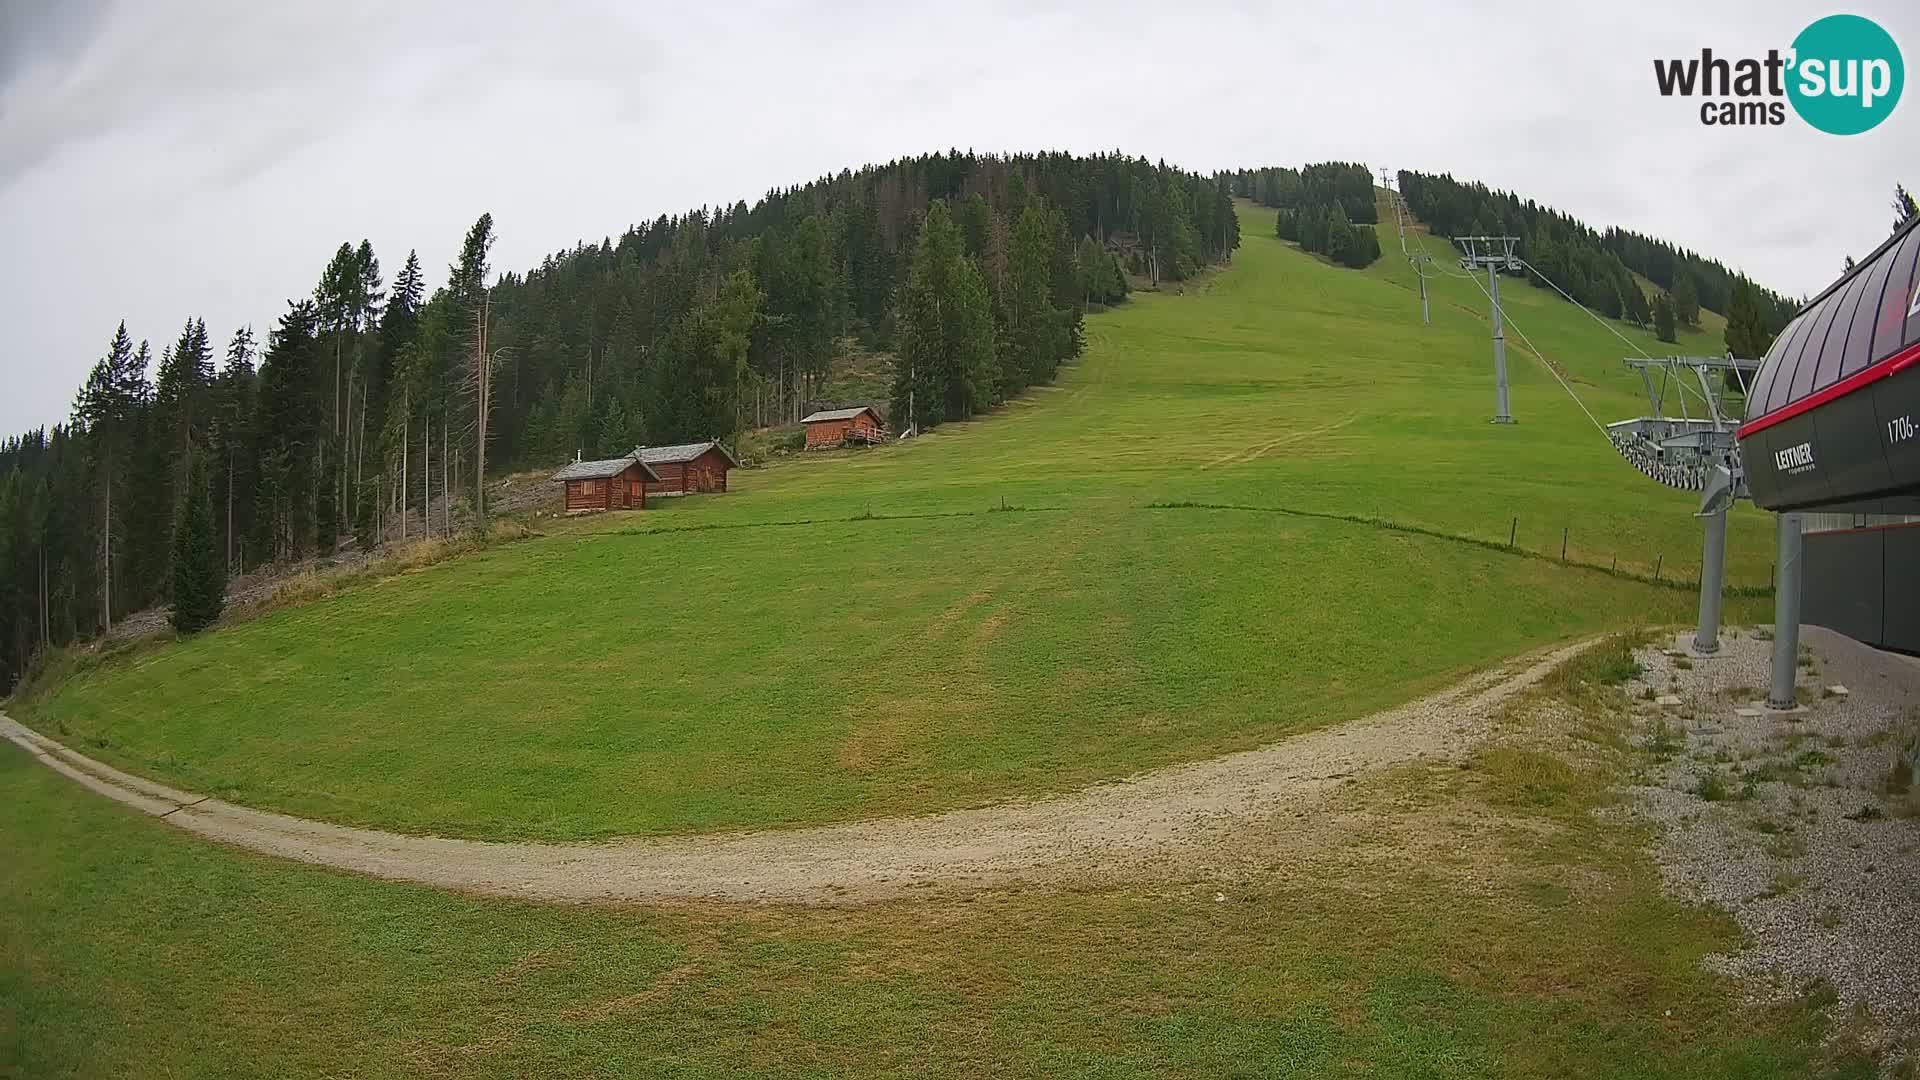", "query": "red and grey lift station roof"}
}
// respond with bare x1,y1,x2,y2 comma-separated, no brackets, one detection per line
1737,214,1920,511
